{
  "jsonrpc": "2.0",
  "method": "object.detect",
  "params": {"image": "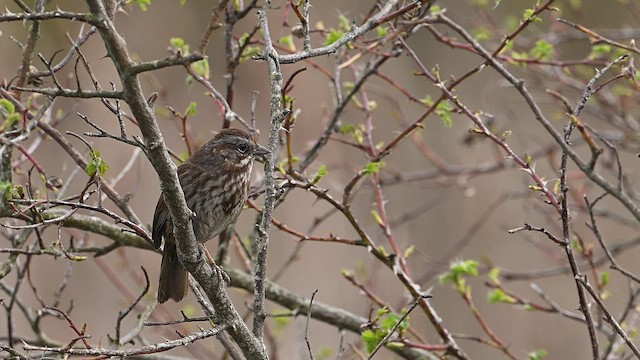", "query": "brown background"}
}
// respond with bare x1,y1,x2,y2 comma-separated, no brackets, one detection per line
1,1,639,358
